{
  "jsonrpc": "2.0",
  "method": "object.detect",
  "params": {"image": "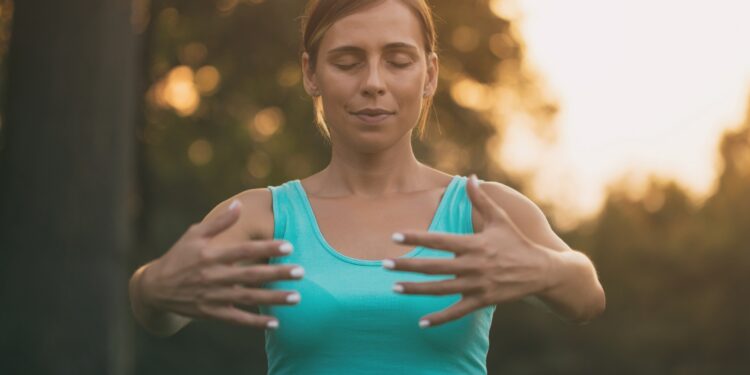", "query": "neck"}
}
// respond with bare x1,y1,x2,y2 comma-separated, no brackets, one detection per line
314,132,428,198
